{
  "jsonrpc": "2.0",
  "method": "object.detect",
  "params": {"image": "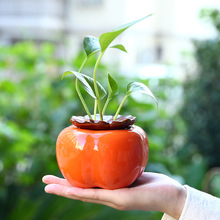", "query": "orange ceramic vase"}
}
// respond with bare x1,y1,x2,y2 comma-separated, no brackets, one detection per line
56,124,149,189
